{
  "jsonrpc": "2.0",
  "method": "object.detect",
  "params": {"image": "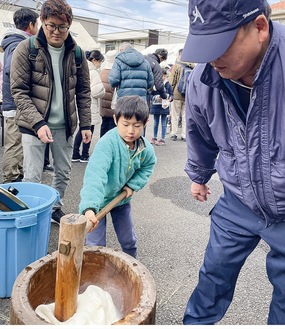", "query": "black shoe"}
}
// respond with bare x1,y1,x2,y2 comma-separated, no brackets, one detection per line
80,156,89,163
51,209,65,225
43,164,54,172
170,135,177,141
71,156,80,162
11,174,23,182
